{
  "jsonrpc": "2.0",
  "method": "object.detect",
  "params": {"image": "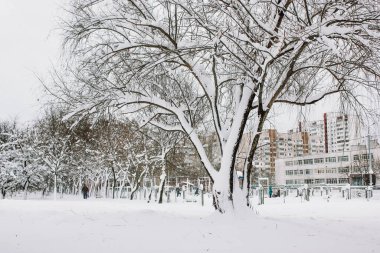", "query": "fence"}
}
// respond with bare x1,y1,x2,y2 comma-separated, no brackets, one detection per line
250,184,378,205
